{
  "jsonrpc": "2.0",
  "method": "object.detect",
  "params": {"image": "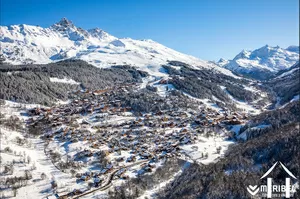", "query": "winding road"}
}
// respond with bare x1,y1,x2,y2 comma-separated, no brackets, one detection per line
59,160,148,199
